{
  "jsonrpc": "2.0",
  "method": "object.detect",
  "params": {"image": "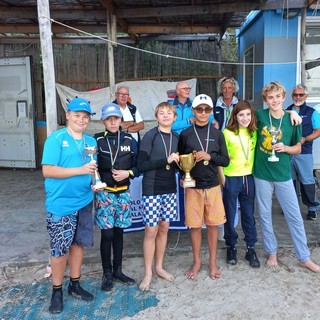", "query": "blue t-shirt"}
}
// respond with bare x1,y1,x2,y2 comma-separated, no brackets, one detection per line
42,127,97,216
